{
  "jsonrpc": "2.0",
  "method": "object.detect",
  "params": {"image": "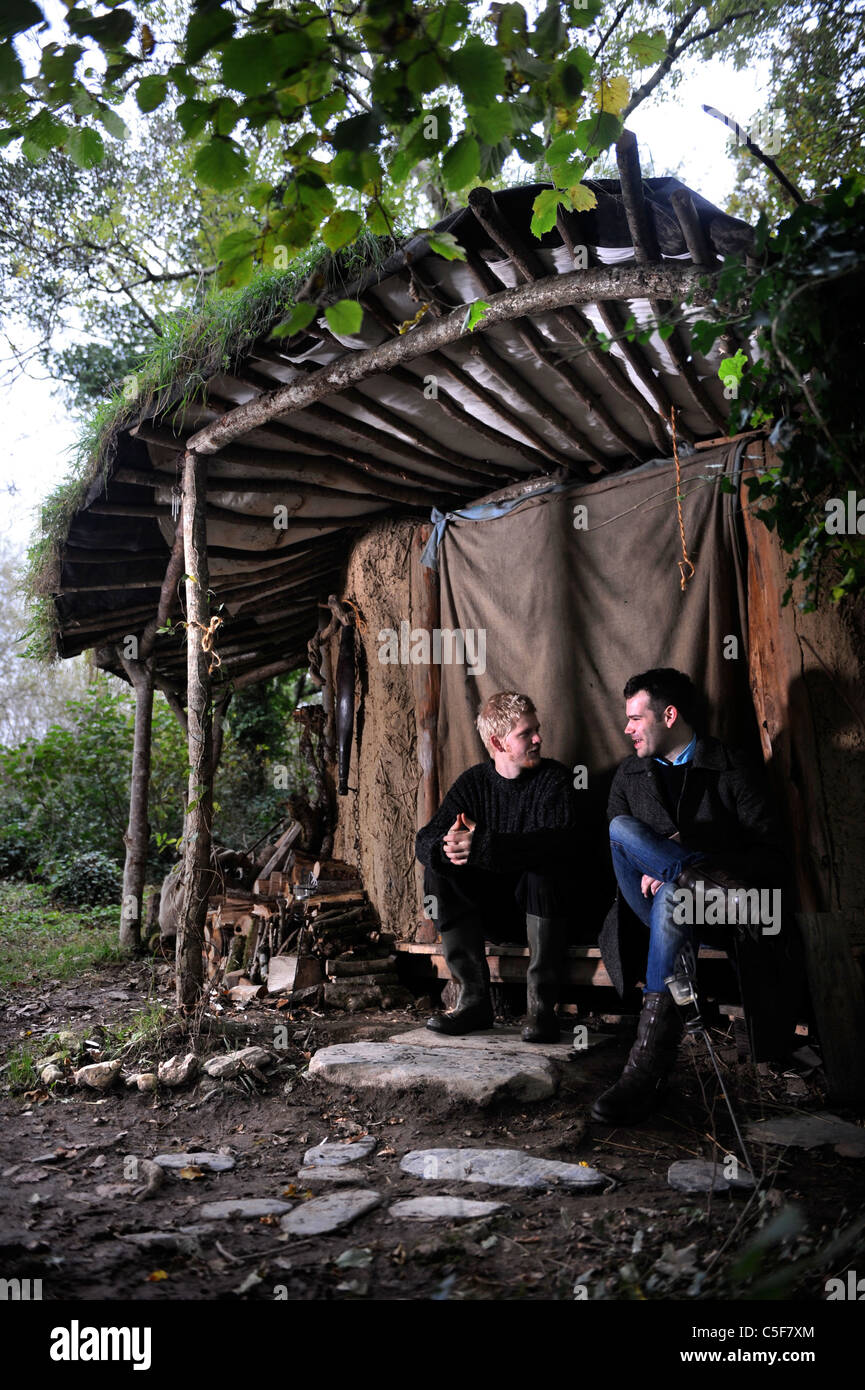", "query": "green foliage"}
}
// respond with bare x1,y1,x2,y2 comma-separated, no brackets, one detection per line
47,850,122,906
690,176,865,607
0,881,123,989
